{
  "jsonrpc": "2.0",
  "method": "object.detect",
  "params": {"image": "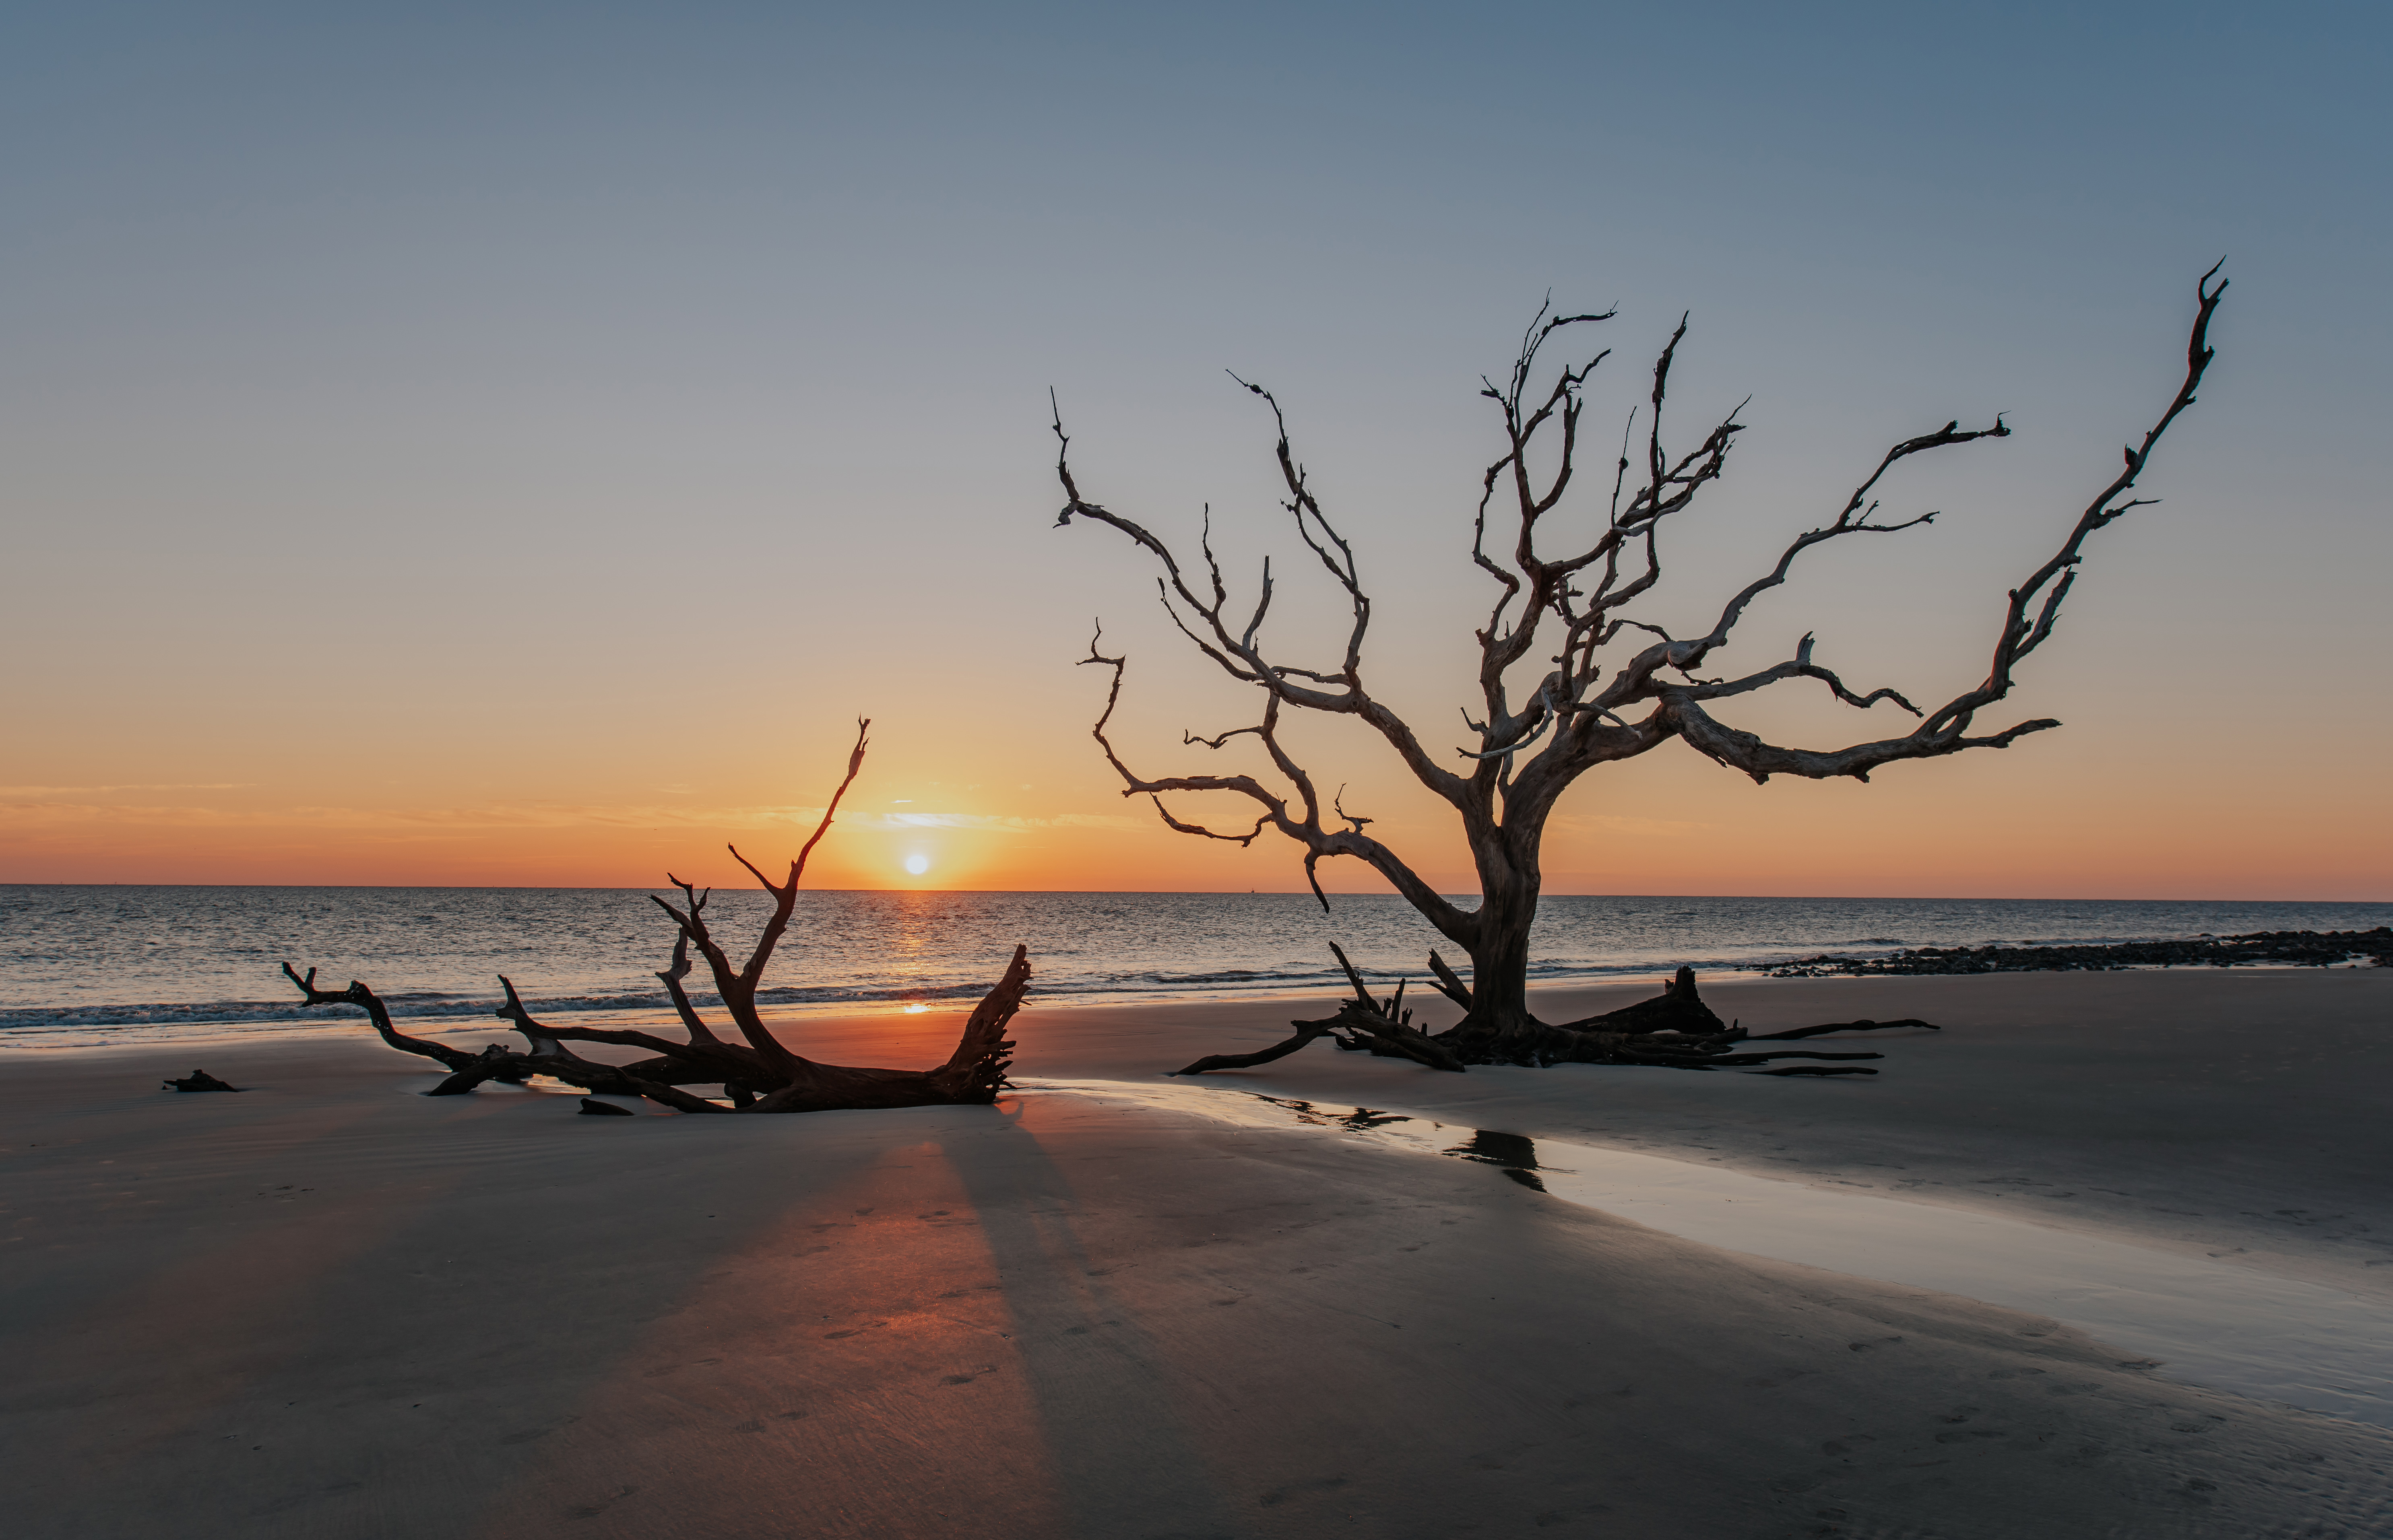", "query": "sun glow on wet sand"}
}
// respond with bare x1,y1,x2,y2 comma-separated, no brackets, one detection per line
904,853,930,875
